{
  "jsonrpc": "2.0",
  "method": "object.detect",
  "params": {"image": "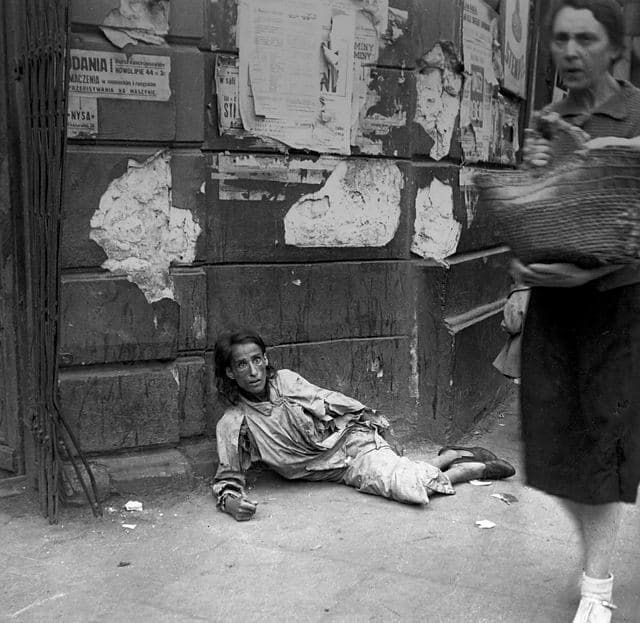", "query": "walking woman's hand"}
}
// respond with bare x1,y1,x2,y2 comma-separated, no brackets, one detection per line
522,129,553,167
